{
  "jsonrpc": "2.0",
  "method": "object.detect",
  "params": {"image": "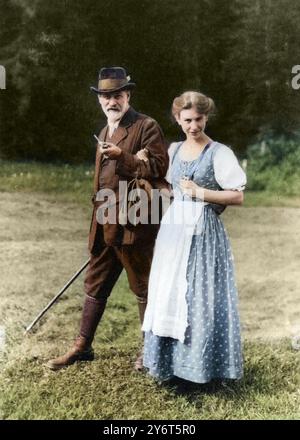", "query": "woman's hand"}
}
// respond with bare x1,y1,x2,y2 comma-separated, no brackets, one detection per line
180,178,204,200
136,148,149,162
